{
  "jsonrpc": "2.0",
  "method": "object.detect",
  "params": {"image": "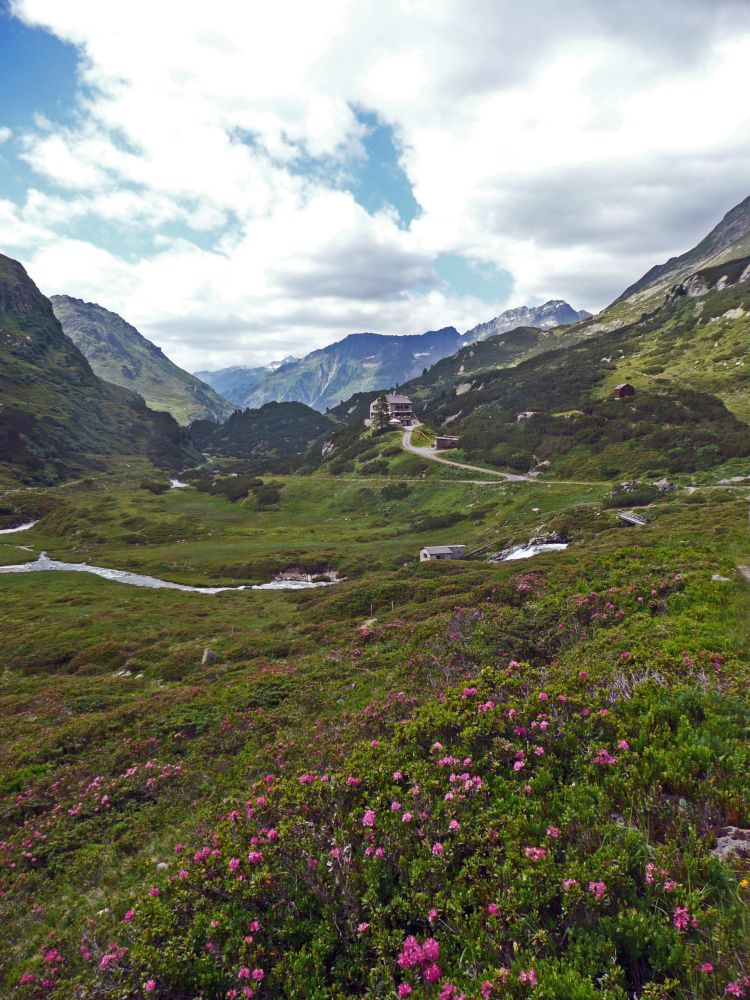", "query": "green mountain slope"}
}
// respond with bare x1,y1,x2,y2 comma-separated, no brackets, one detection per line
51,295,235,425
0,254,197,484
190,400,335,462
419,256,750,479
